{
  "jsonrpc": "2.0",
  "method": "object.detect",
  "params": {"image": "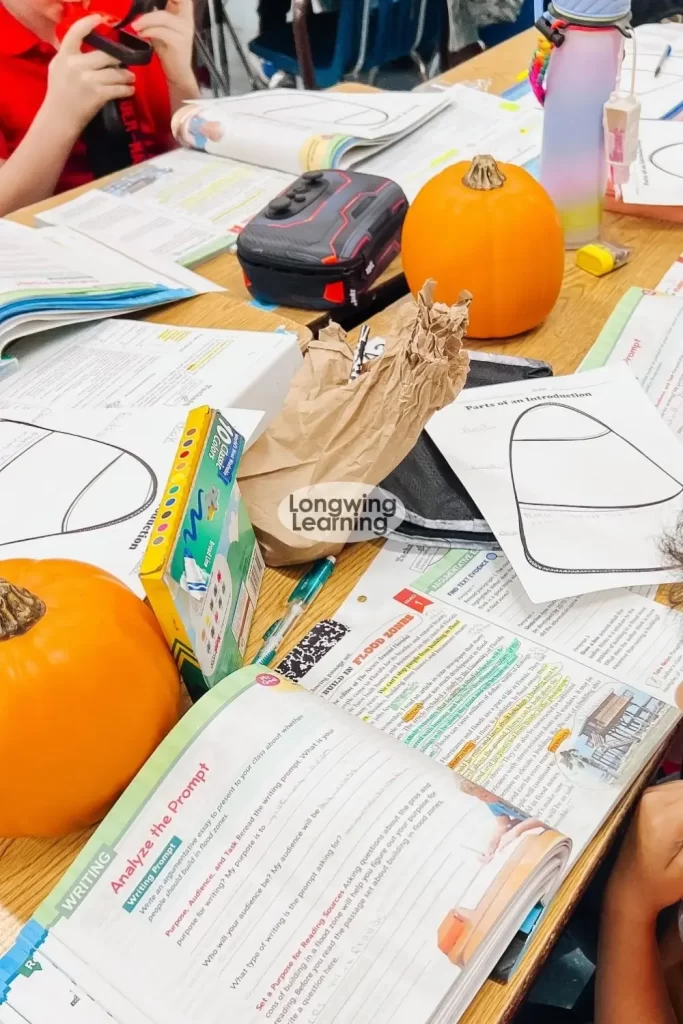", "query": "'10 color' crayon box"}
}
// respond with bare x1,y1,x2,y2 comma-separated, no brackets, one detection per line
140,406,264,701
